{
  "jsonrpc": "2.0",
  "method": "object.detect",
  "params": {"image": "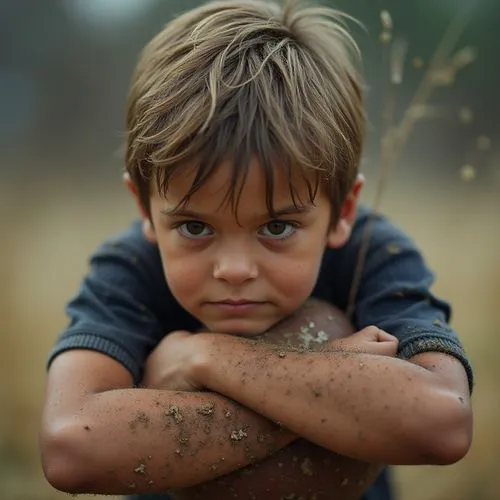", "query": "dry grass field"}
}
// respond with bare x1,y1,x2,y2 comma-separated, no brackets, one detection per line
1,173,498,500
